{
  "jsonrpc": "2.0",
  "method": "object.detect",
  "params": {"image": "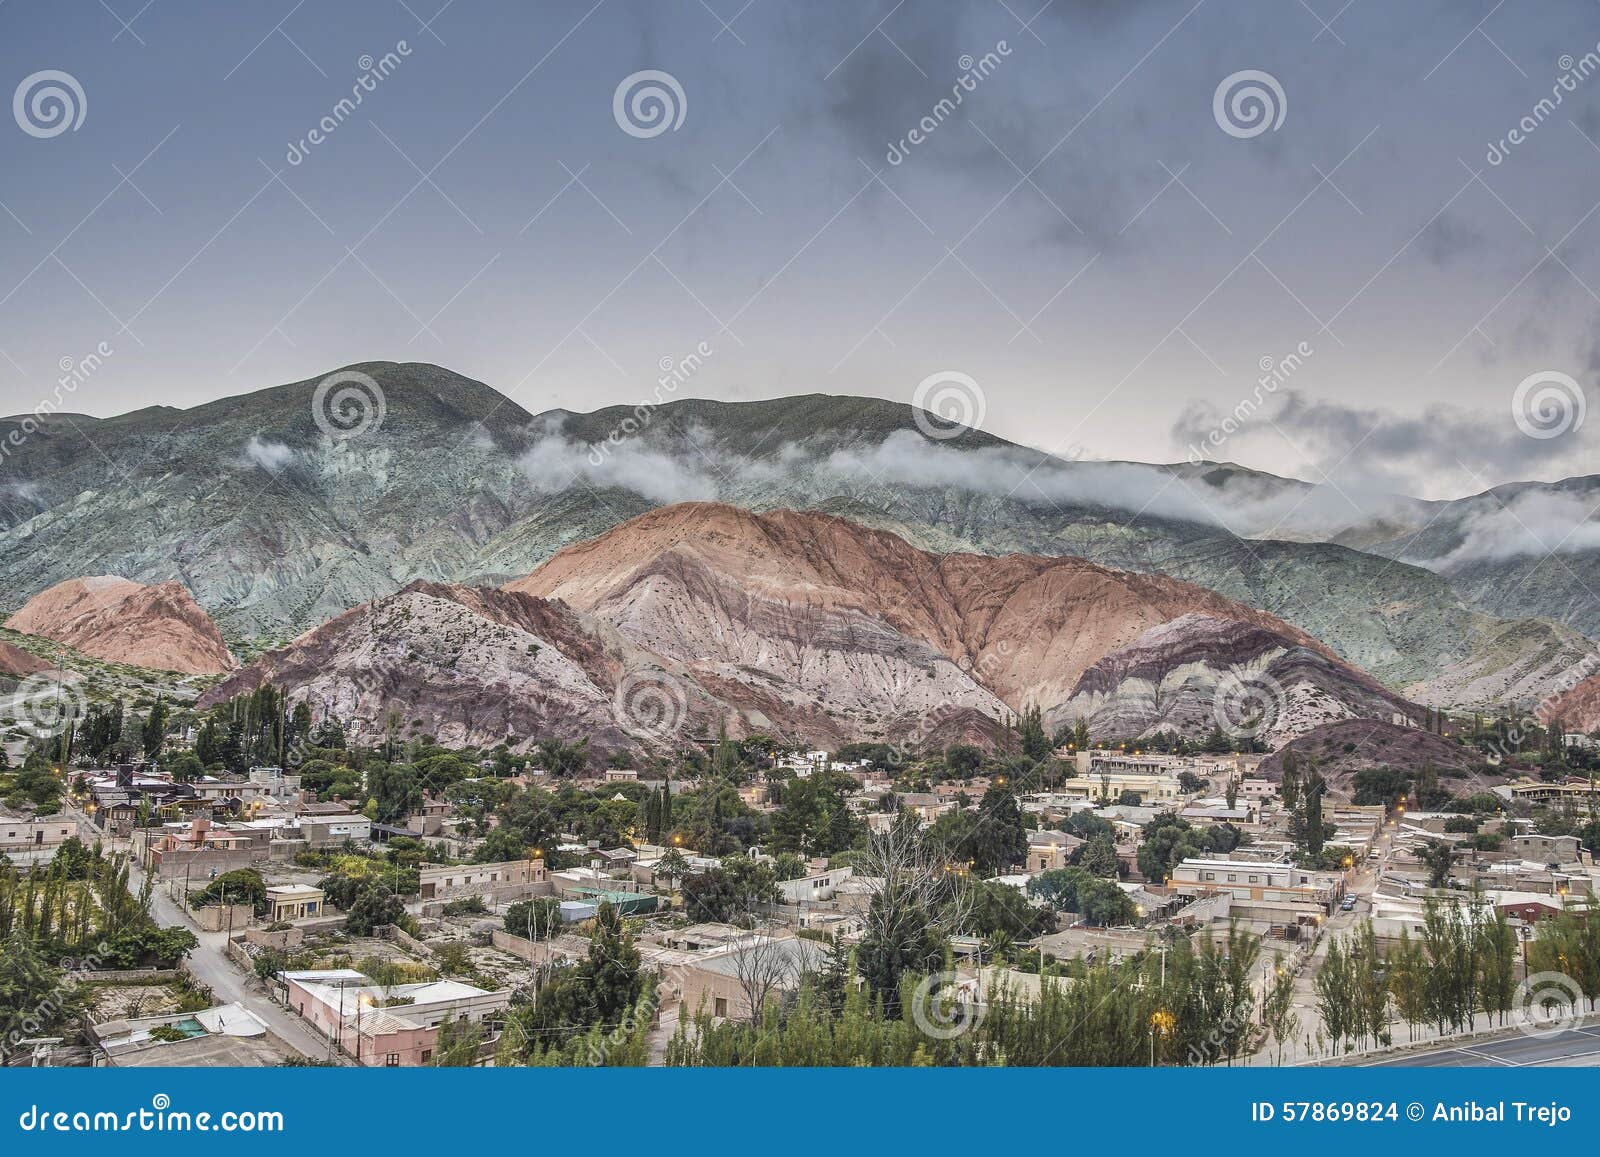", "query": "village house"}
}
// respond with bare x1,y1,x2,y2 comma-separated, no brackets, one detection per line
280,969,509,1066
264,883,325,922
417,857,547,900
675,935,828,1021
0,810,77,853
